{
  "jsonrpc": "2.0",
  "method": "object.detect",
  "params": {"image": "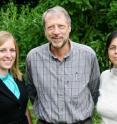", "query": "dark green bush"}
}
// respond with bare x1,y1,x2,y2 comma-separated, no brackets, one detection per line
1,0,117,72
